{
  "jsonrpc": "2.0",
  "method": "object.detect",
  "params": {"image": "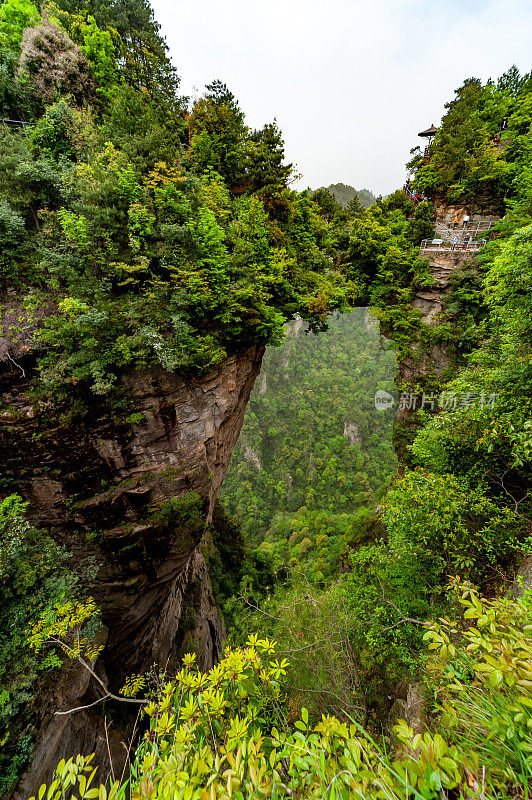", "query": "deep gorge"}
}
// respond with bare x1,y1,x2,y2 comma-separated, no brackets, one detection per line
0,218,505,791
0,2,531,795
